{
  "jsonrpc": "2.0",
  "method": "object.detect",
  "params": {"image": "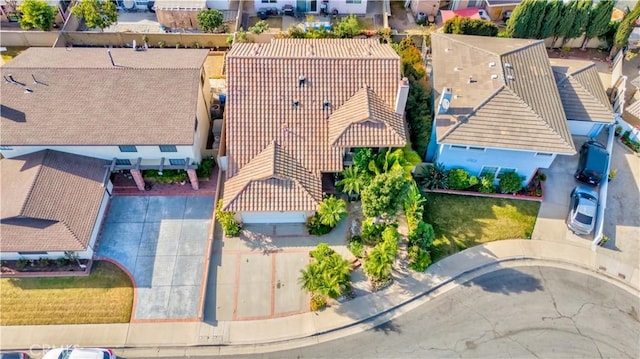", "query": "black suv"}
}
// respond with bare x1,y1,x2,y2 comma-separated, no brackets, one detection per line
575,140,609,186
